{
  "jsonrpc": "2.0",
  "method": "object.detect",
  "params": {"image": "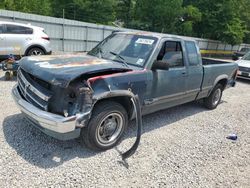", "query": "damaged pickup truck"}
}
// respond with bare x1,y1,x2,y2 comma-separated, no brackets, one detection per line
12,32,238,151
